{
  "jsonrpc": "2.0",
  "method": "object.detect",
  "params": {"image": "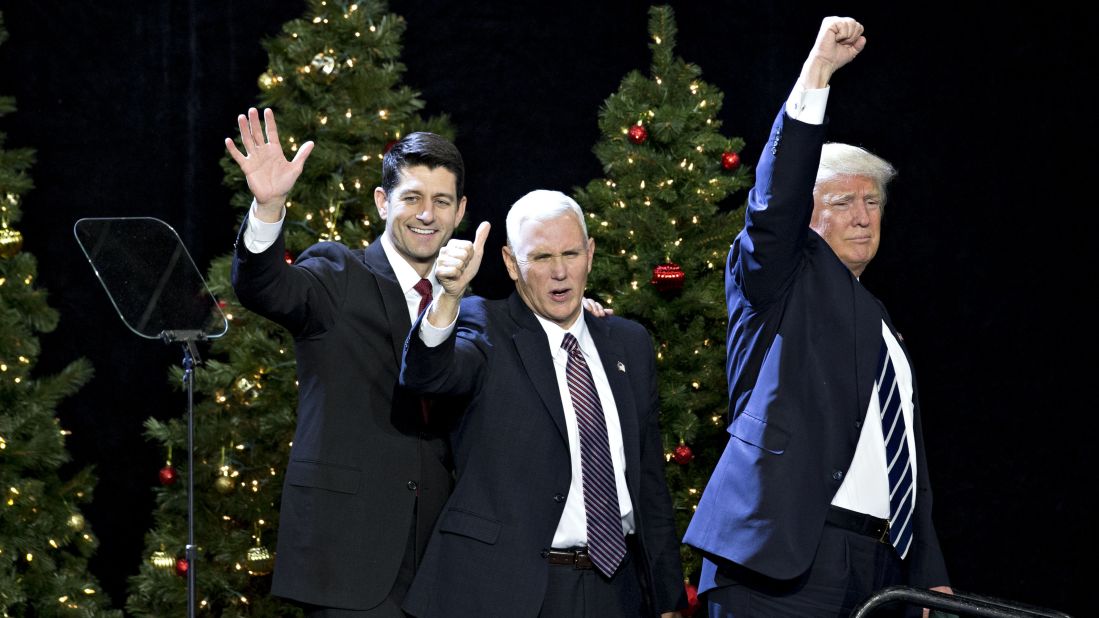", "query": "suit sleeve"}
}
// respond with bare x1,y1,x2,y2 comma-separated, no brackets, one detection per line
635,329,688,613
905,388,950,587
231,217,347,338
731,108,828,307
400,297,489,397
